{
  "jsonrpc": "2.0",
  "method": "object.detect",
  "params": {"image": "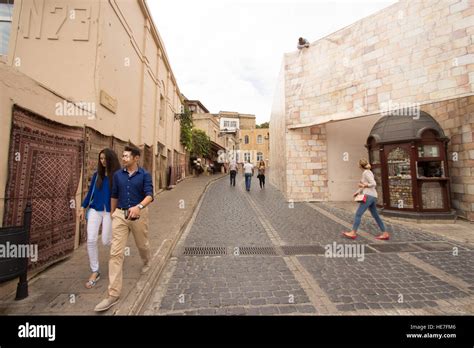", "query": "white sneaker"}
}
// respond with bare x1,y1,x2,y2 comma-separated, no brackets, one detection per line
94,296,119,312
